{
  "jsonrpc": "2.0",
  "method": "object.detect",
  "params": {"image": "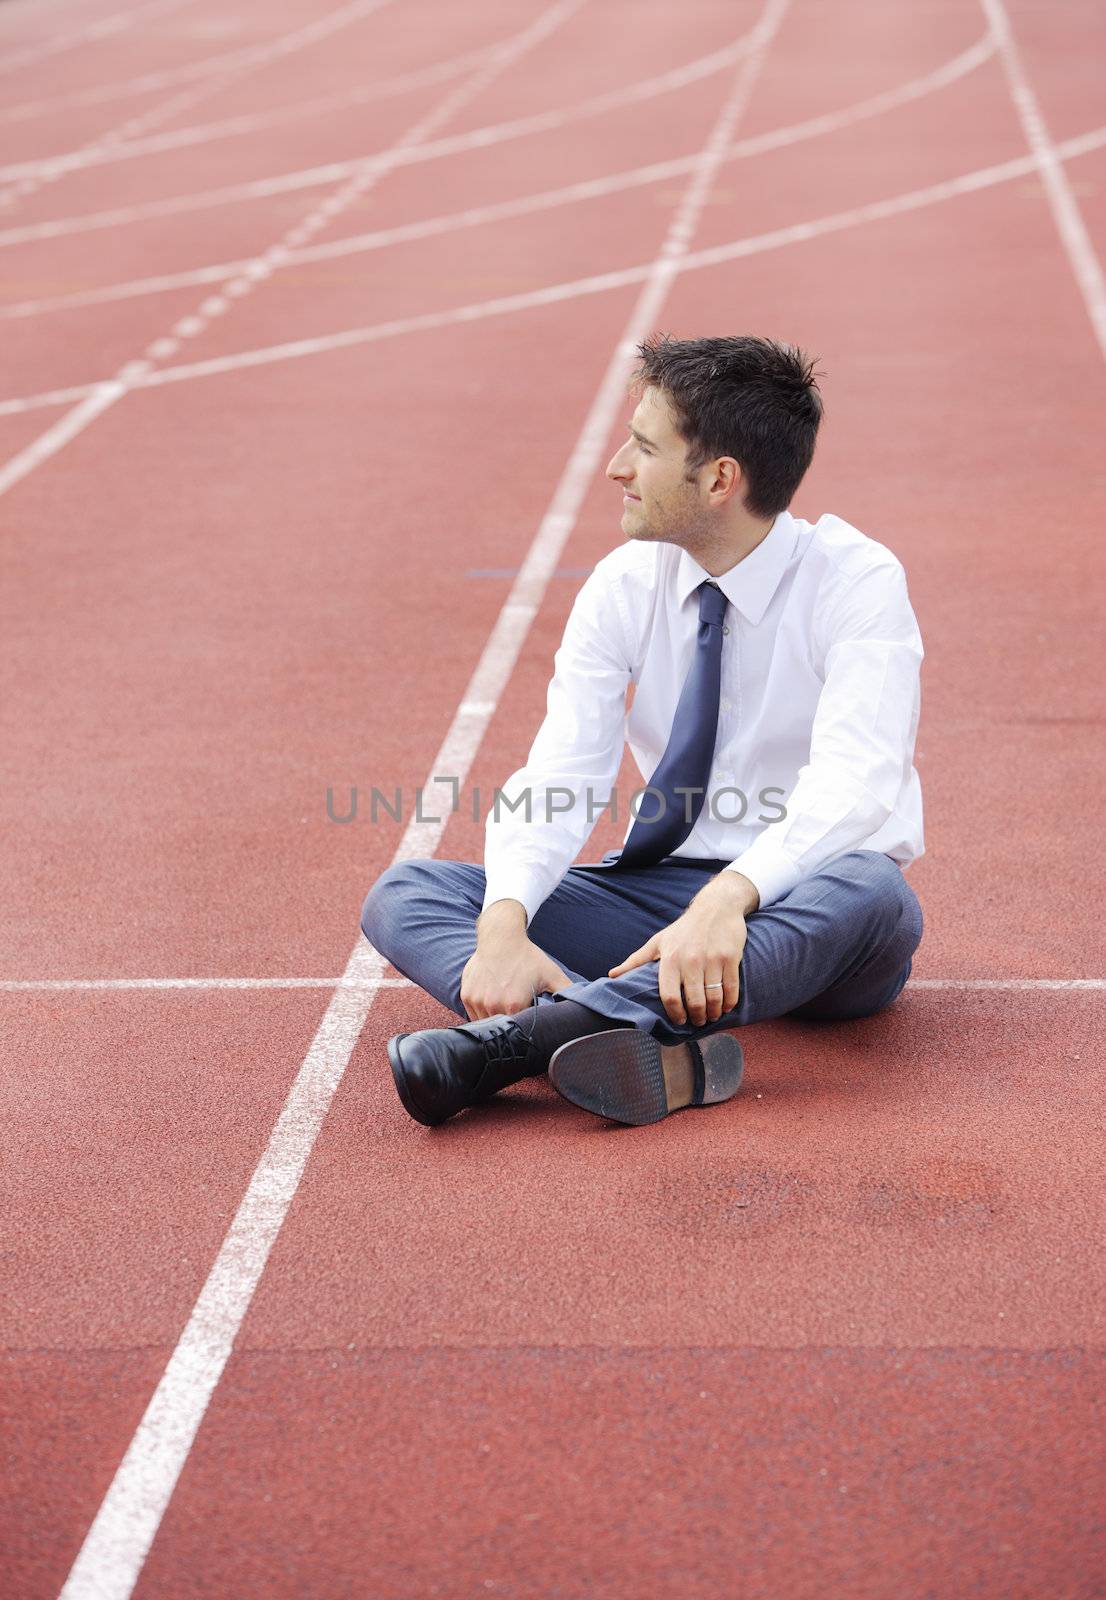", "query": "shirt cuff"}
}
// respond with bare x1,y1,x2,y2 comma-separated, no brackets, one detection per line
724,835,802,910
481,865,552,929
